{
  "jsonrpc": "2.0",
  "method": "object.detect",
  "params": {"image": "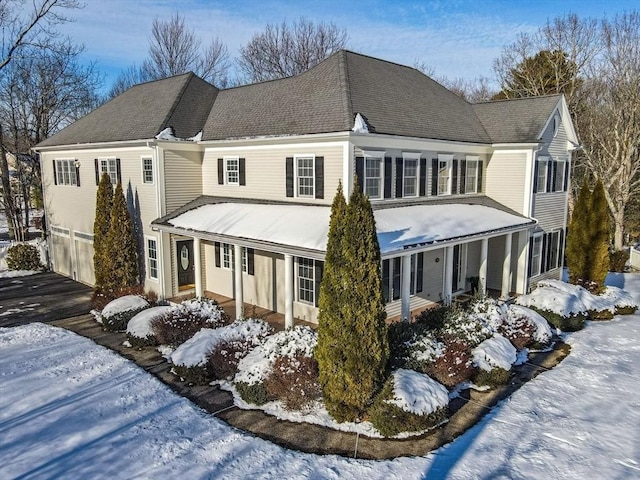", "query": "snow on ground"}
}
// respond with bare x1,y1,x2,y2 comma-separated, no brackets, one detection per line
0,274,638,479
